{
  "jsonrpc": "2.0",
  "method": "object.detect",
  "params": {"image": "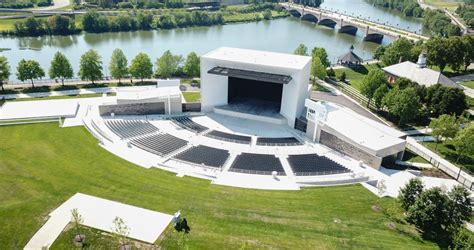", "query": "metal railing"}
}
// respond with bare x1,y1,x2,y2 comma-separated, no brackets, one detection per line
228,168,286,176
